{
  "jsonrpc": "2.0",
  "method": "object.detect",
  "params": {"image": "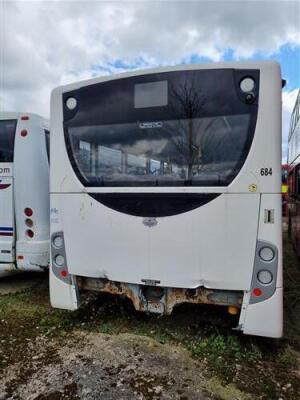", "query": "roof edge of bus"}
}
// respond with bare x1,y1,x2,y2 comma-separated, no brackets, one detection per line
0,111,49,124
51,60,281,95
